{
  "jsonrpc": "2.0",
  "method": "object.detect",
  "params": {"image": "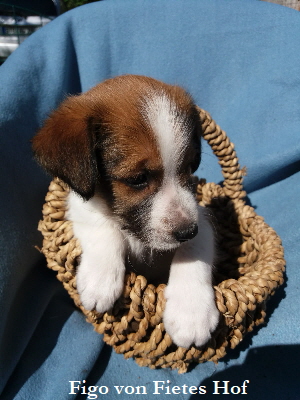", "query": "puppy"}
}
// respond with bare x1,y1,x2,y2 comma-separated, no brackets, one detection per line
32,75,219,348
